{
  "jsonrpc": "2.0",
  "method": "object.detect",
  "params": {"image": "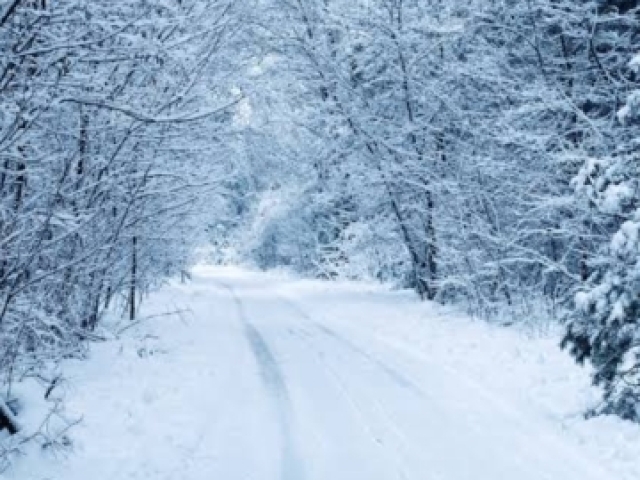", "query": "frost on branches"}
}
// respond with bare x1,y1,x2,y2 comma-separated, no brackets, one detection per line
0,0,246,466
562,53,640,421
